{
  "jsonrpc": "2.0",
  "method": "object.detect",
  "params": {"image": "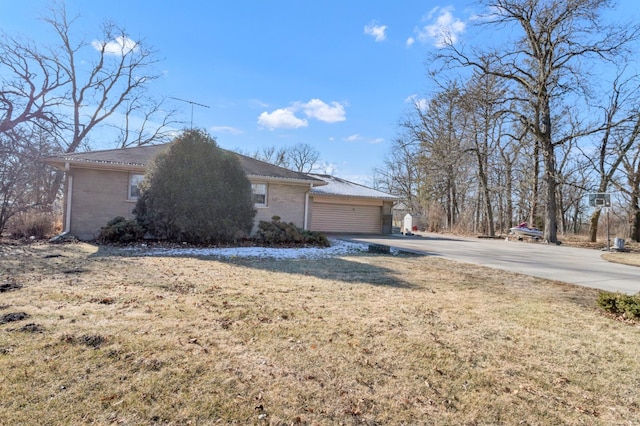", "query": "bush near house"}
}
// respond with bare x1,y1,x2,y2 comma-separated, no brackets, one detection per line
97,216,145,243
133,129,256,244
254,216,330,247
7,211,57,239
